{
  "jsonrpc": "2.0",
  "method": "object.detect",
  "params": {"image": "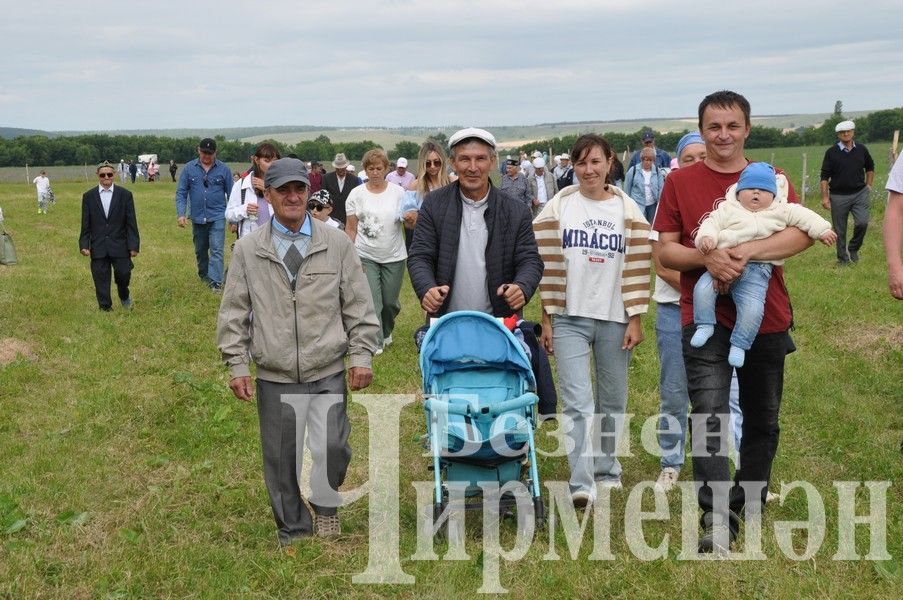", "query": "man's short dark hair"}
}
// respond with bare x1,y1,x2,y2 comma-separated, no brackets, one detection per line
698,90,751,129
